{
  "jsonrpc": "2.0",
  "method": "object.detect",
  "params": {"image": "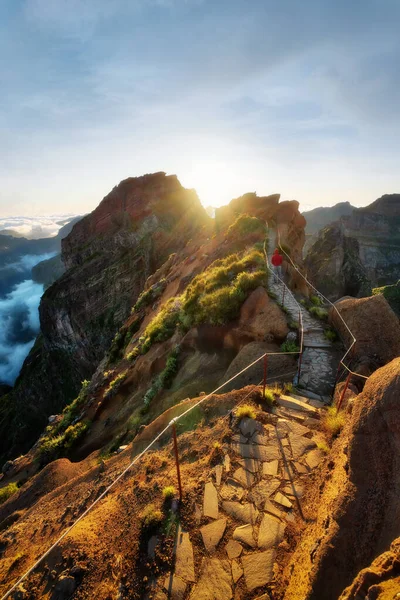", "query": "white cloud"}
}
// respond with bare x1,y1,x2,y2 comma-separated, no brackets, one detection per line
0,279,44,385
0,215,76,239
